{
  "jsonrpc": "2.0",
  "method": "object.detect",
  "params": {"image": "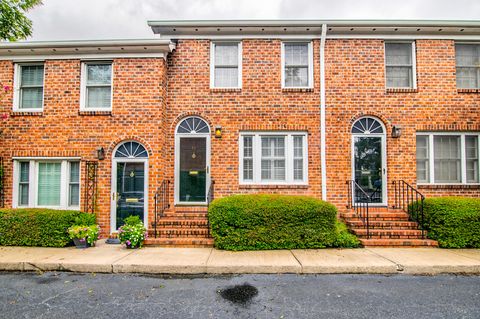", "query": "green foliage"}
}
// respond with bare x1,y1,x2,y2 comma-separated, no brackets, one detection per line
0,208,90,247
421,197,480,248
118,218,146,248
74,213,96,226
1,0,42,41
67,224,99,246
332,221,361,248
208,194,350,250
